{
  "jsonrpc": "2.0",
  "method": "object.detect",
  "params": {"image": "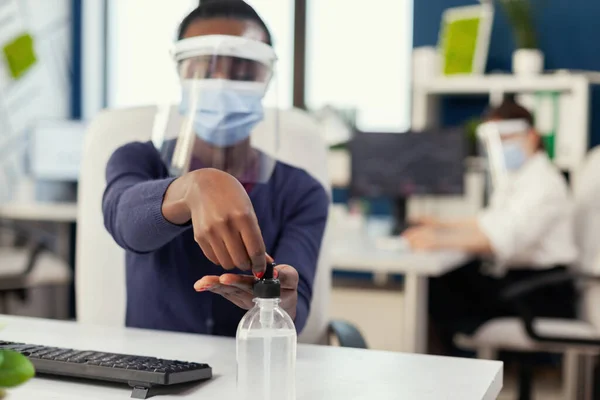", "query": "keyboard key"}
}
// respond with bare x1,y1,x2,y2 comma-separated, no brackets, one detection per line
54,351,81,362
69,351,97,363
31,348,58,357
15,345,40,353
42,349,72,360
